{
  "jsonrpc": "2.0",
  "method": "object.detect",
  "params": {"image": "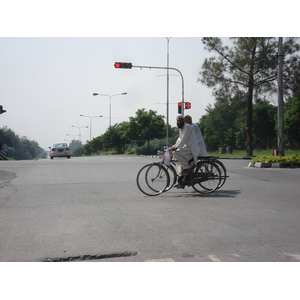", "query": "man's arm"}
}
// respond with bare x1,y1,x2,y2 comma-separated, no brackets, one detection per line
176,125,193,149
